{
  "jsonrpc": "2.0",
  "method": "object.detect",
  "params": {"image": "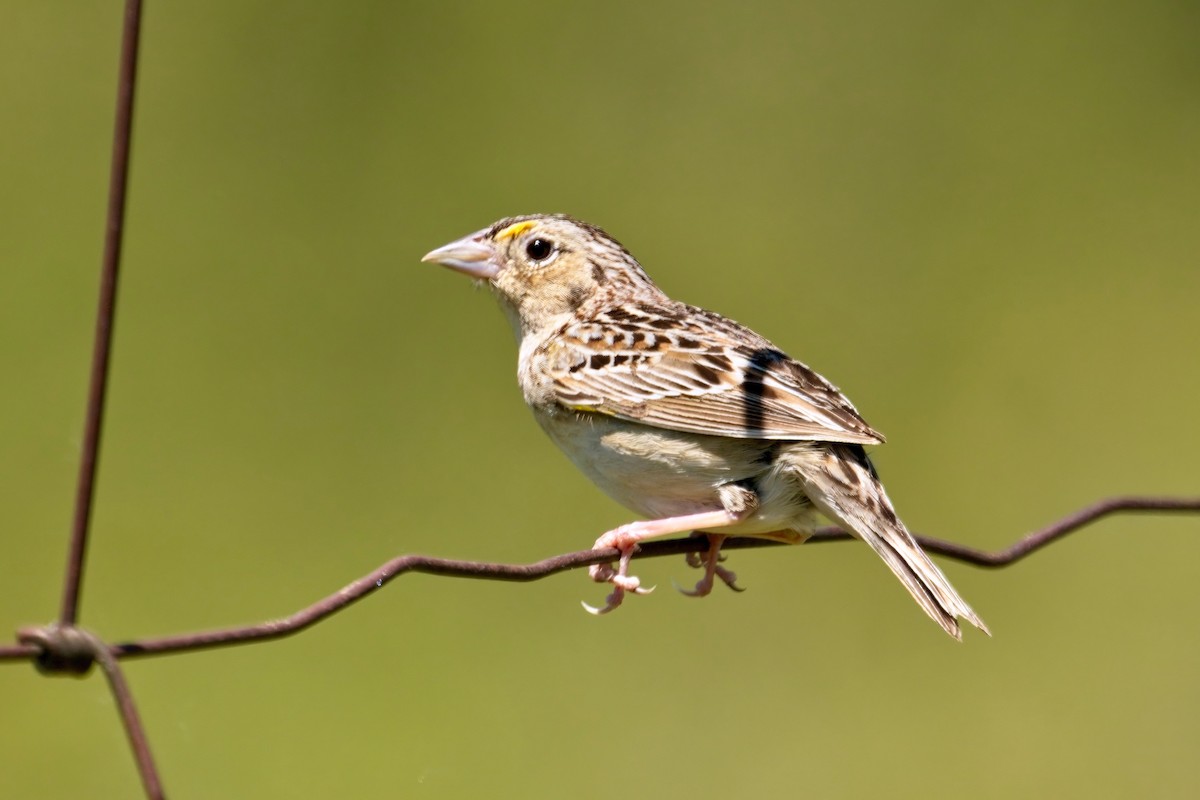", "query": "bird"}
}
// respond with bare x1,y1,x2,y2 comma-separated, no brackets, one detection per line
421,214,989,639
